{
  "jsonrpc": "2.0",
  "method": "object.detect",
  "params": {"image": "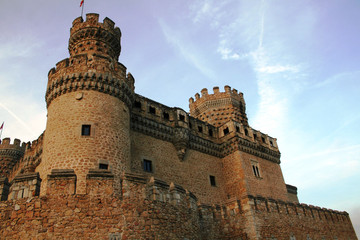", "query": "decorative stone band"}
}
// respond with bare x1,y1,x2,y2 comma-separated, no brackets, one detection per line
222,136,281,163
131,113,280,162
0,149,24,159
45,72,135,108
